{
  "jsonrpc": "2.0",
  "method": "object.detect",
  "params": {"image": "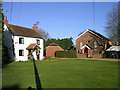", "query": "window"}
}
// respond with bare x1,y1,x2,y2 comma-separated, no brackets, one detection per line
87,41,90,43
19,38,24,44
80,42,83,49
94,41,97,48
37,40,40,45
19,50,24,56
78,49,82,54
